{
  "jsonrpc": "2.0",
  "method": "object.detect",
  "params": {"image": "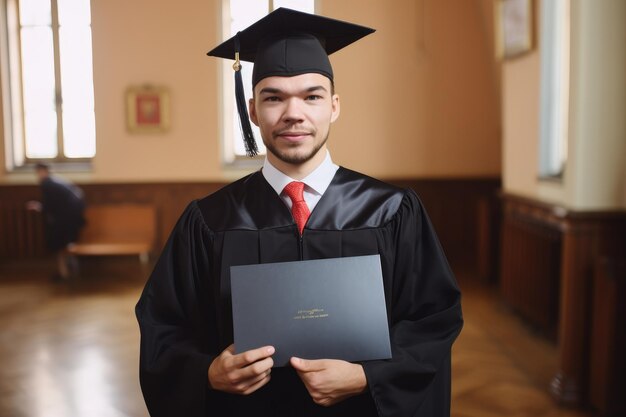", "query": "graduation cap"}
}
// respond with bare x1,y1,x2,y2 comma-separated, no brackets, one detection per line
207,7,375,157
